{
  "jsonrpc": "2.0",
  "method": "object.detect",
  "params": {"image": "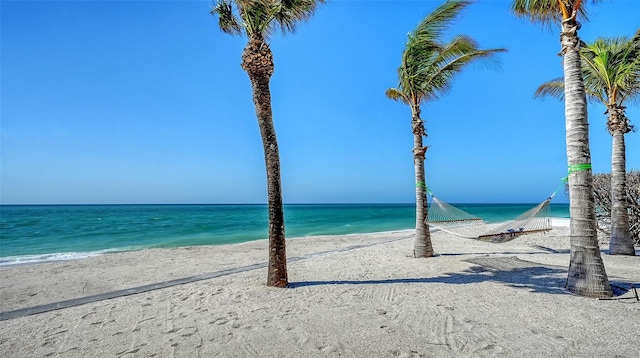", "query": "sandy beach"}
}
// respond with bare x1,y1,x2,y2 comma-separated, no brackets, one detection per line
1,220,639,357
